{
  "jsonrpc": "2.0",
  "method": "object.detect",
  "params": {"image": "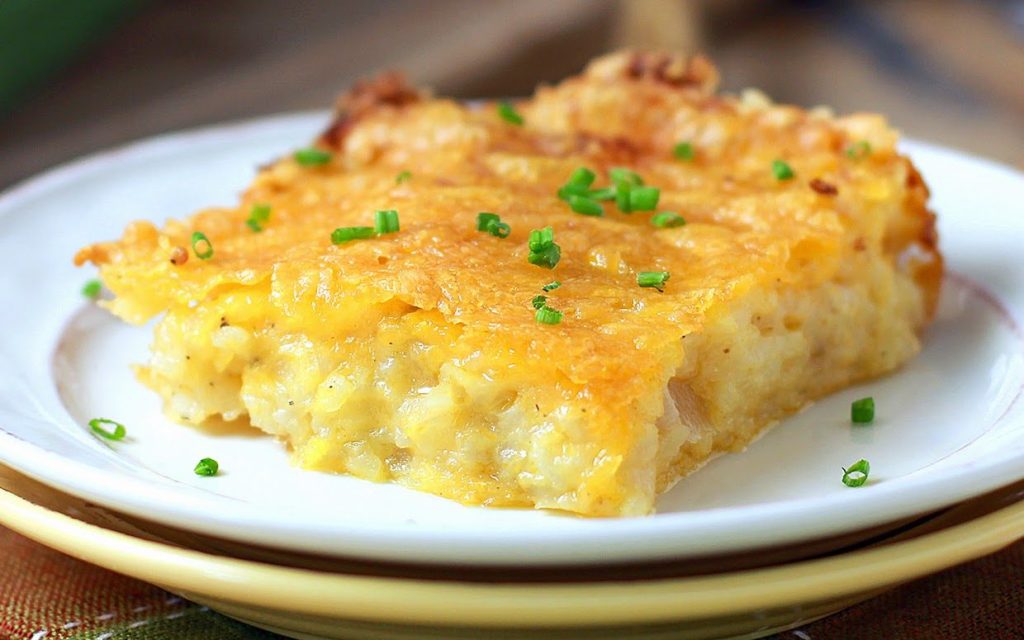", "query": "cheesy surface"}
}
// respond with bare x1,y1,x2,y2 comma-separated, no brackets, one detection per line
76,52,941,516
